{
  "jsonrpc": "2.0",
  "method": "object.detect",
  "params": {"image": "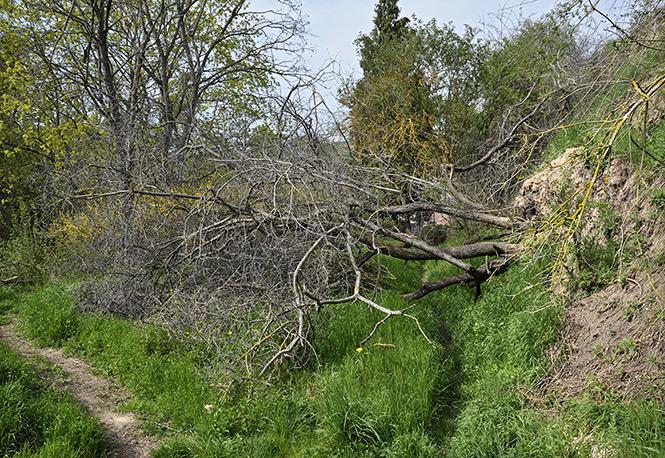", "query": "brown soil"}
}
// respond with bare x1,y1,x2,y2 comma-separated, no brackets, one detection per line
0,318,159,458
515,149,665,402
514,147,638,234
540,272,665,402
